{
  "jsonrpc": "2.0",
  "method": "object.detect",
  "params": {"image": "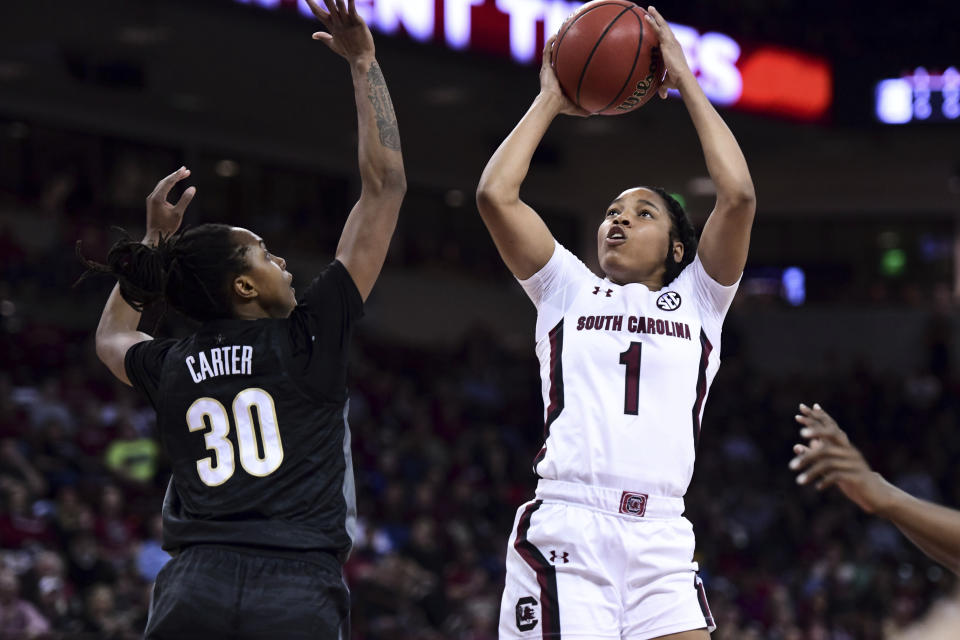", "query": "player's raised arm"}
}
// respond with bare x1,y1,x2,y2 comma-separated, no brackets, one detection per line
644,6,756,286
475,36,590,281
91,167,196,385
791,404,960,574
307,0,405,302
